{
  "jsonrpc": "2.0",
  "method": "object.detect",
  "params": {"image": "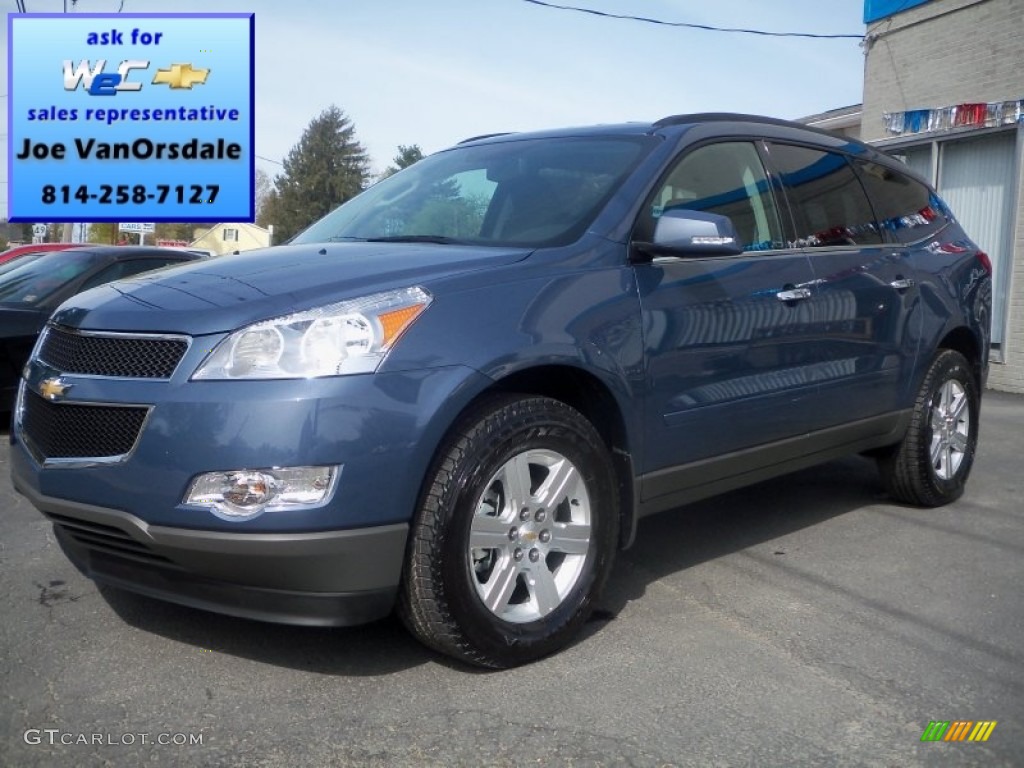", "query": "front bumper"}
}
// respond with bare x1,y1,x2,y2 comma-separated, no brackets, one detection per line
12,362,490,532
15,480,407,626
11,352,492,624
